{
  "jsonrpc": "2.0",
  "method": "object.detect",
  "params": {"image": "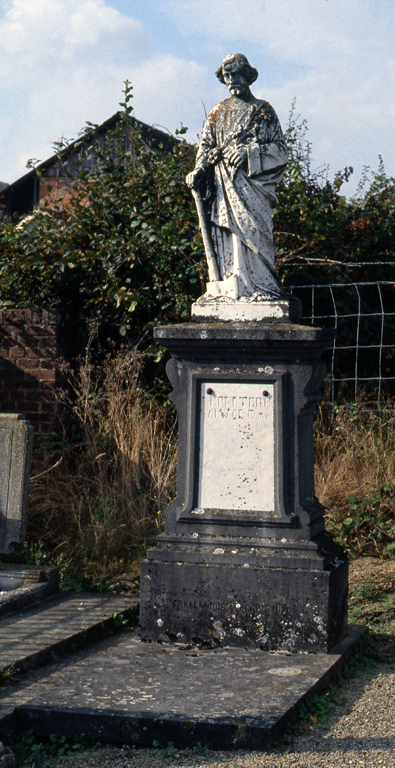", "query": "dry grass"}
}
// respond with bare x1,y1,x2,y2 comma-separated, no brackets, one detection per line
27,349,177,583
315,403,395,556
27,367,395,583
